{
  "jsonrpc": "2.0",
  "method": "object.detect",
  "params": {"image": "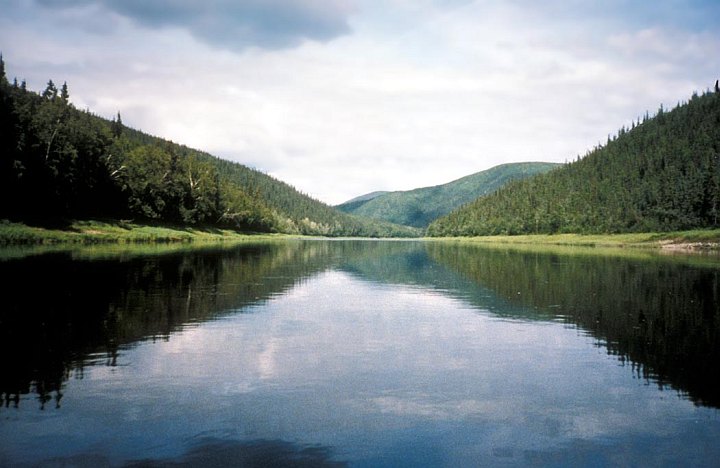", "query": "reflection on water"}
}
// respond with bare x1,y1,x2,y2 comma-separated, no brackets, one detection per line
425,242,720,407
0,240,719,466
14,438,346,468
0,241,336,410
126,439,346,467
